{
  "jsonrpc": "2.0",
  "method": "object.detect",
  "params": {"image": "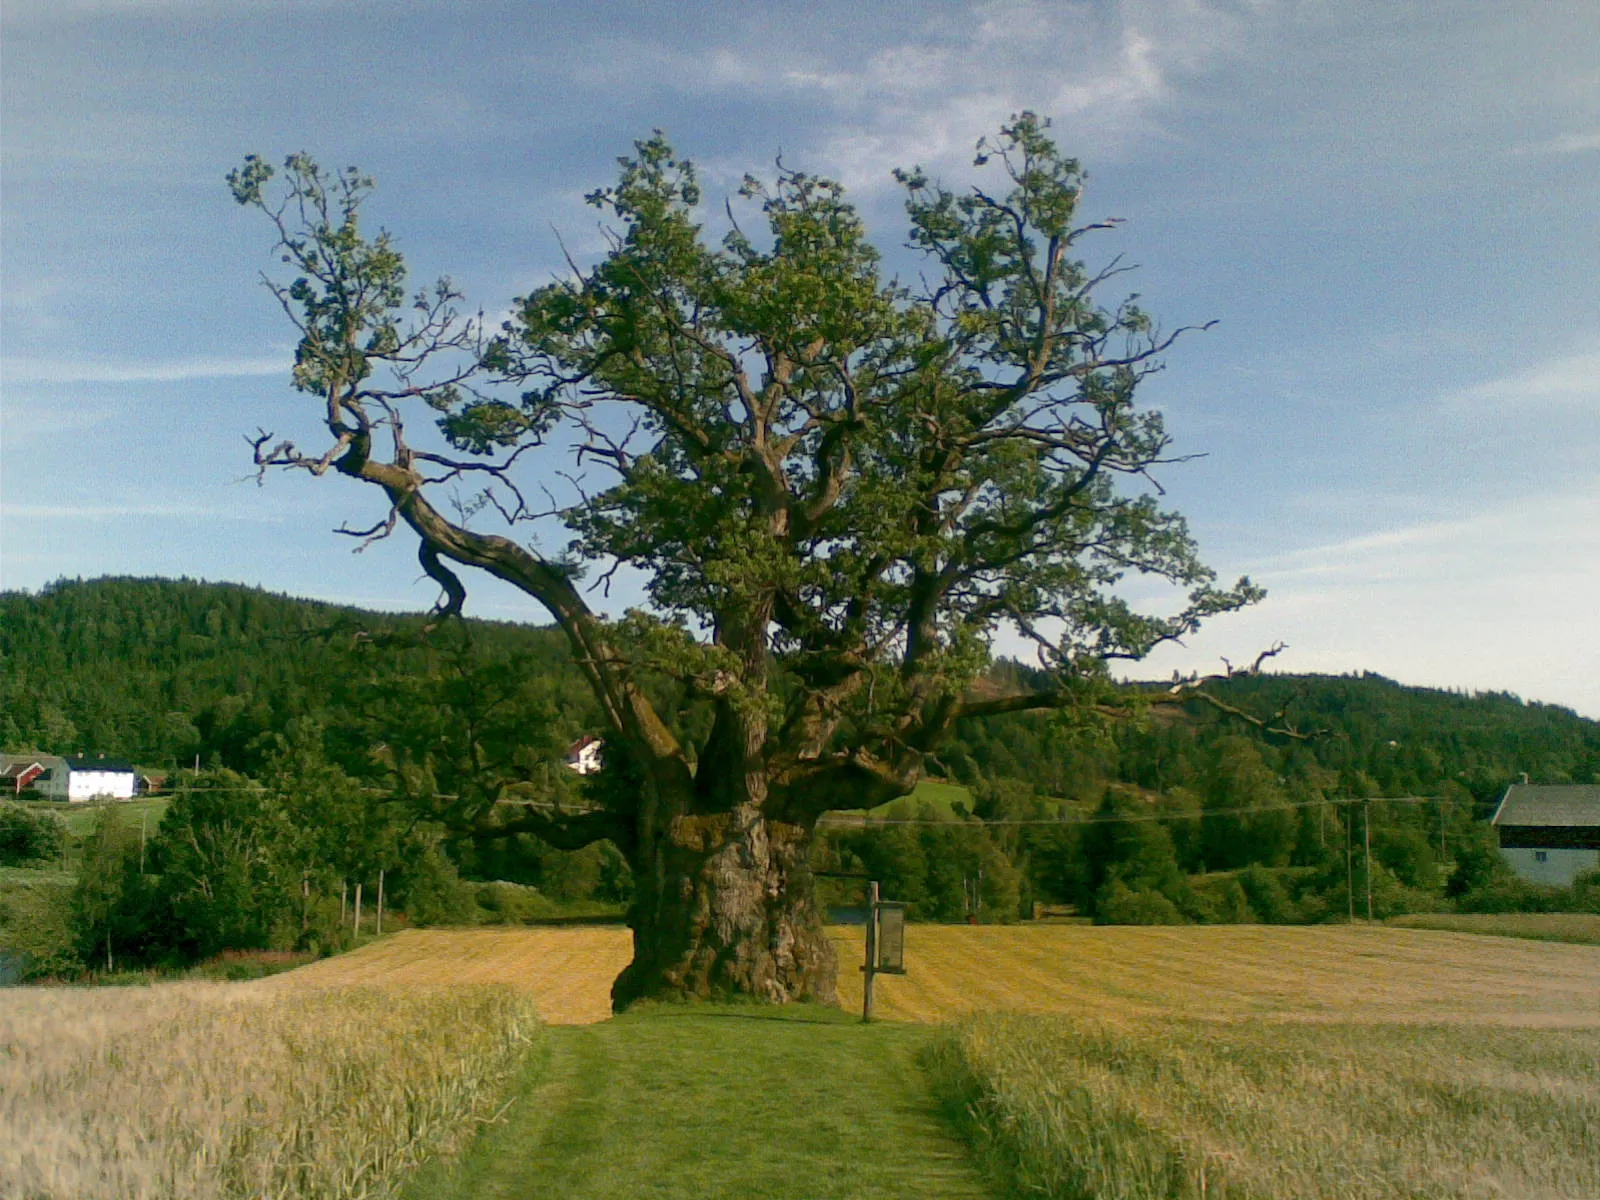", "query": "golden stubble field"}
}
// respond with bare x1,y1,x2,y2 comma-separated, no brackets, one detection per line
282,922,1600,1027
